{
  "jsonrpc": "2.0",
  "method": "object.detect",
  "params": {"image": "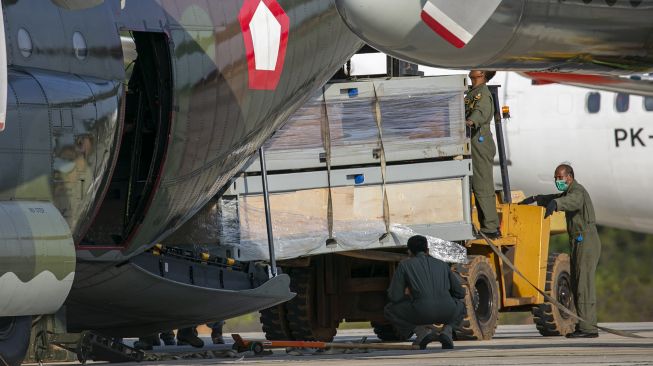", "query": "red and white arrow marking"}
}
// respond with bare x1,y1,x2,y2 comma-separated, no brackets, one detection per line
239,0,289,90
421,0,501,49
